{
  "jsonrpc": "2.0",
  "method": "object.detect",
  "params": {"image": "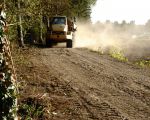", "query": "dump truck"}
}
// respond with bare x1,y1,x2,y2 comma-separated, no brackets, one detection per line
46,16,77,48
